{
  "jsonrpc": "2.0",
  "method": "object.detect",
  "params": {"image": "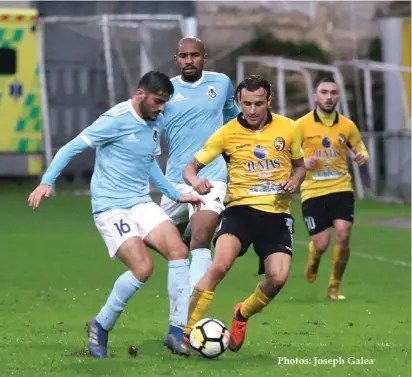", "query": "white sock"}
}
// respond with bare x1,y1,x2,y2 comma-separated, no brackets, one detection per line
189,248,212,293
168,259,190,328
